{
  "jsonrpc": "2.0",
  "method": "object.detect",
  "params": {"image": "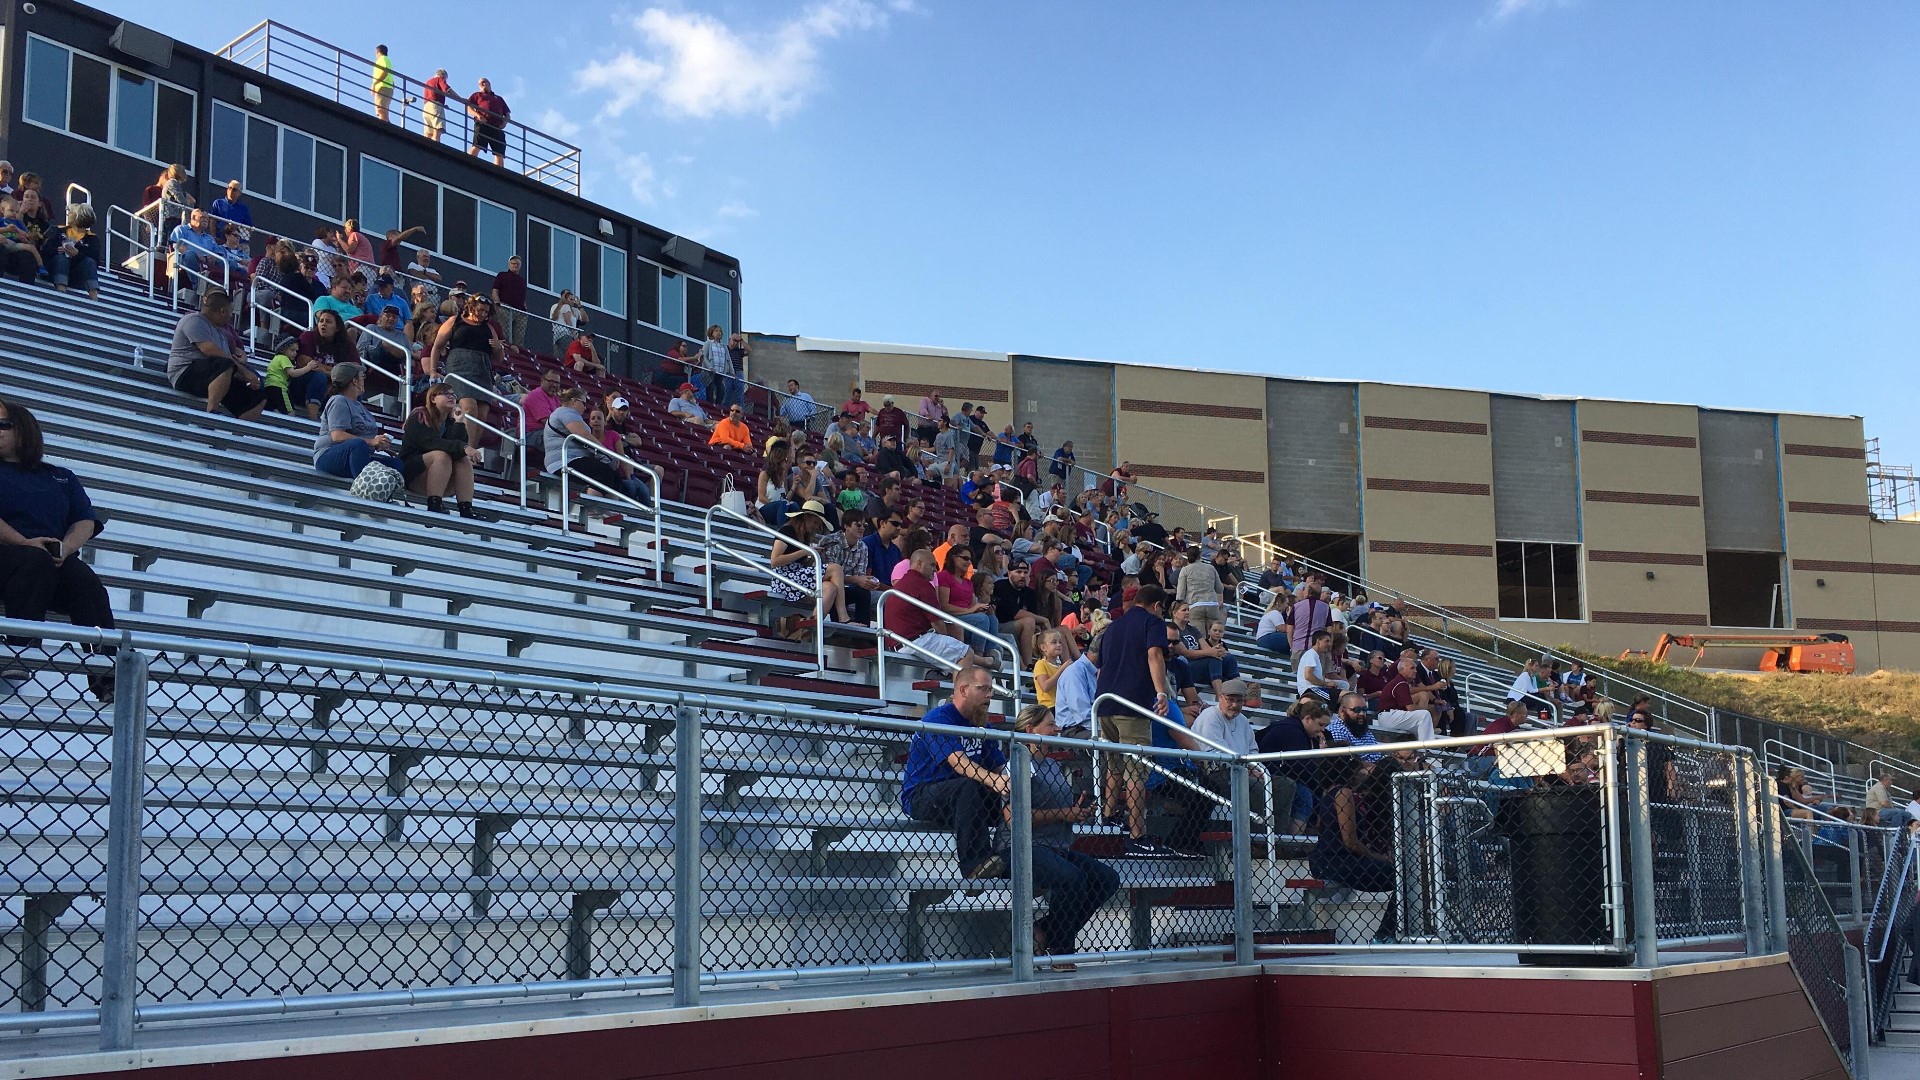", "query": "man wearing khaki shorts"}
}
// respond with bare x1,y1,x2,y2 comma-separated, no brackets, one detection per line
1093,583,1179,859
